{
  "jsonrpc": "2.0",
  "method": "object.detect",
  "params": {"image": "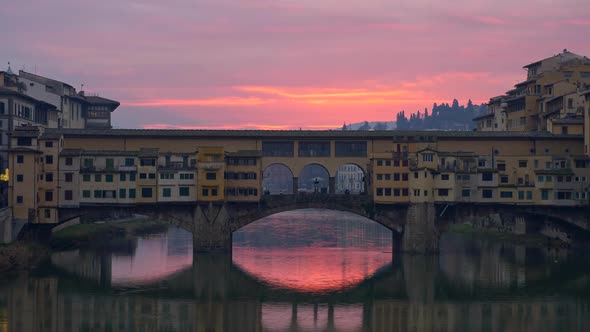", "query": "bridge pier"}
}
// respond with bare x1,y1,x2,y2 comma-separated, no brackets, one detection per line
193,204,233,253
401,203,439,254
